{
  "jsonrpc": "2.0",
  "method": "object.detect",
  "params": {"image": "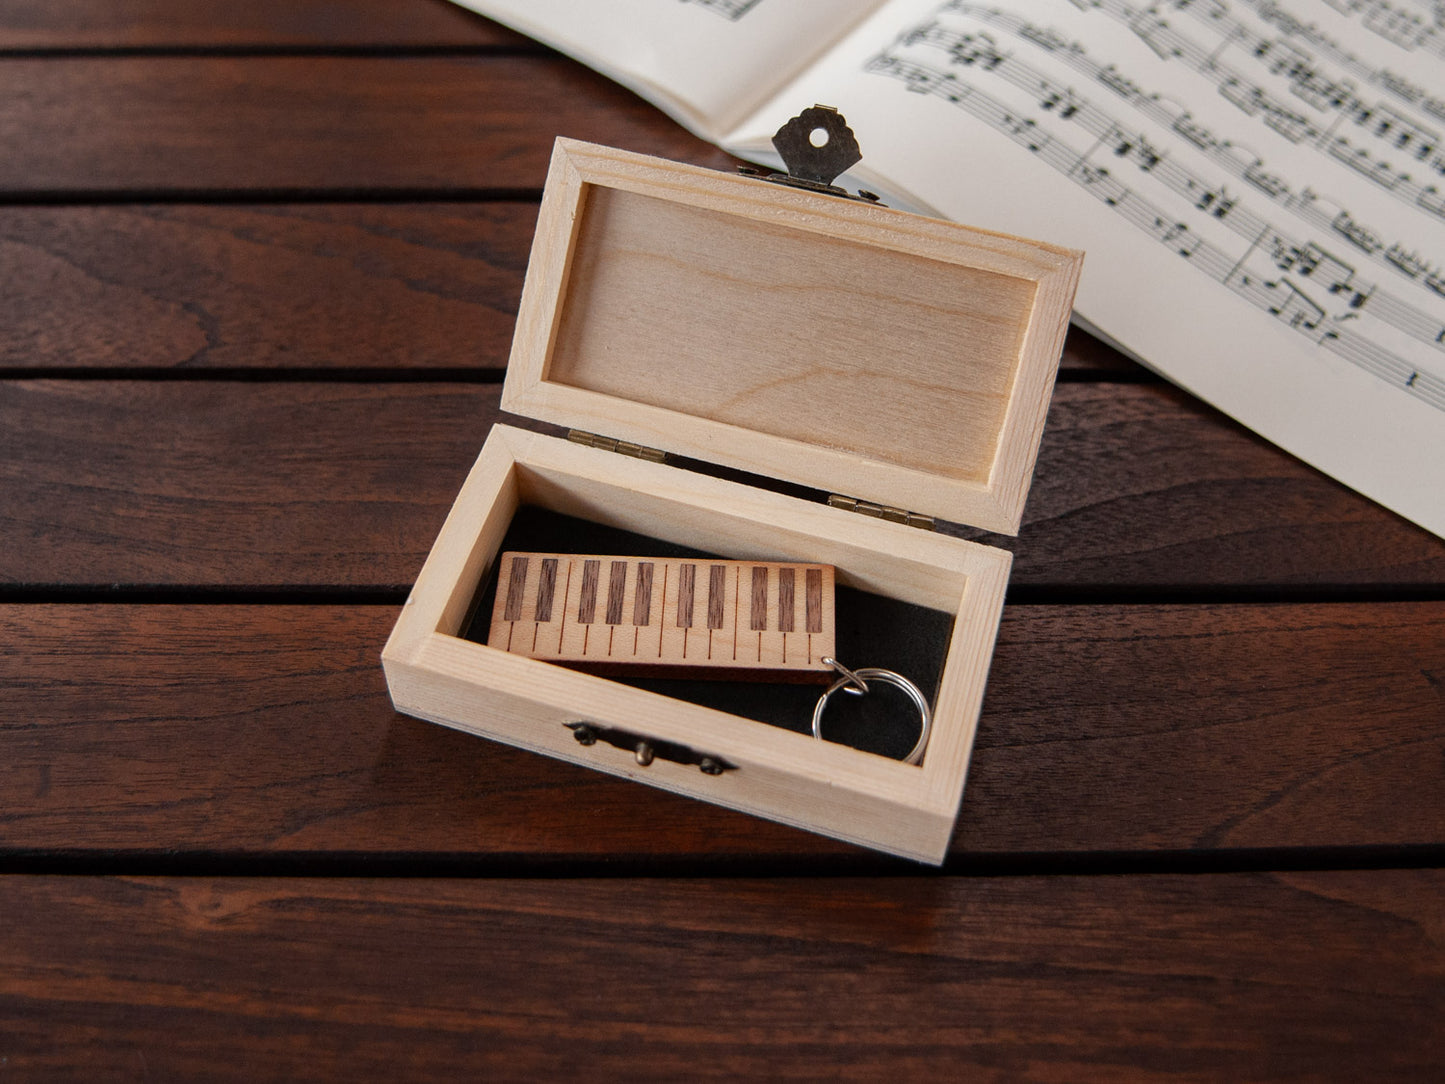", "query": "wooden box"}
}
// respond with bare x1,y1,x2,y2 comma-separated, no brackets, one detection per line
382,138,1082,863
